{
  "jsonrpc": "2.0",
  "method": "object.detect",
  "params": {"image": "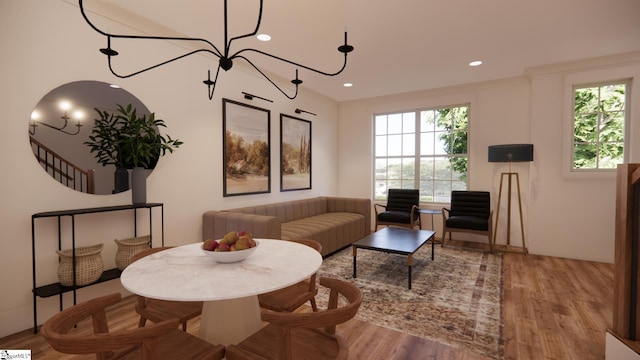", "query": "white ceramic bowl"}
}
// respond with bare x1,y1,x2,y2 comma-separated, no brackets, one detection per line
201,240,259,263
